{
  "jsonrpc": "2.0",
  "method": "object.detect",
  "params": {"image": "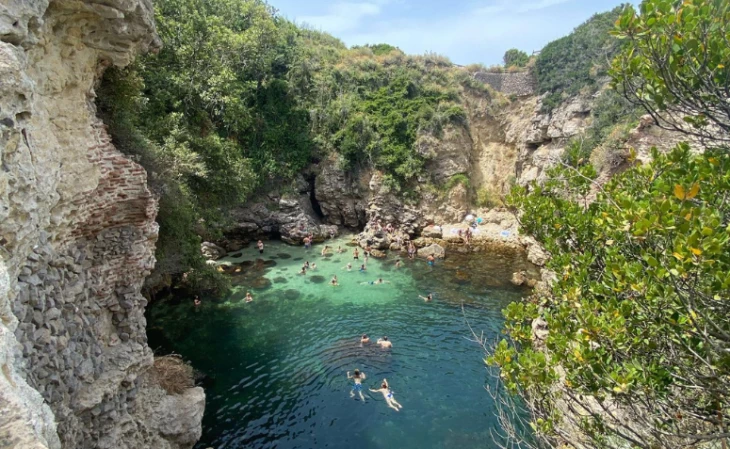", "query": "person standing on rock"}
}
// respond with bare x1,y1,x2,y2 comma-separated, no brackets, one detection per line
419,293,433,302
257,240,264,254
